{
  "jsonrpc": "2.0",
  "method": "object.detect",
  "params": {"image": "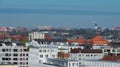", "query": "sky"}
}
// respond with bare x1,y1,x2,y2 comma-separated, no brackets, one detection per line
0,0,120,28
